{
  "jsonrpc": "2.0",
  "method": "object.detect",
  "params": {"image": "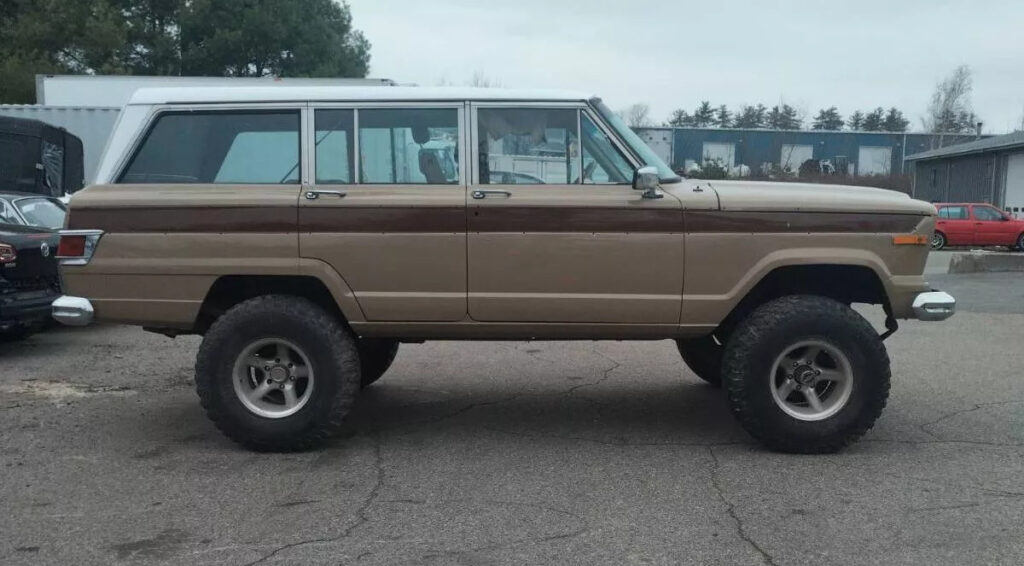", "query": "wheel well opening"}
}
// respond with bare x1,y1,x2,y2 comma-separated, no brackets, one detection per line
720,264,888,337
195,275,344,334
